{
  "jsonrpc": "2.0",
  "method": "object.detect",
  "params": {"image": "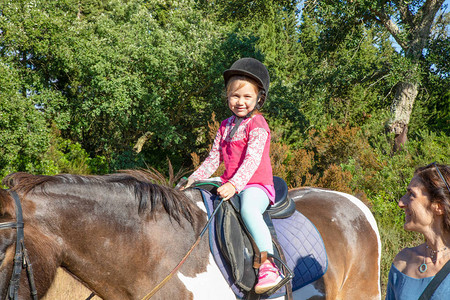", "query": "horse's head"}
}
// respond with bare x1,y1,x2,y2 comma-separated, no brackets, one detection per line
0,171,209,299
0,188,17,258
0,189,24,299
0,174,63,299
